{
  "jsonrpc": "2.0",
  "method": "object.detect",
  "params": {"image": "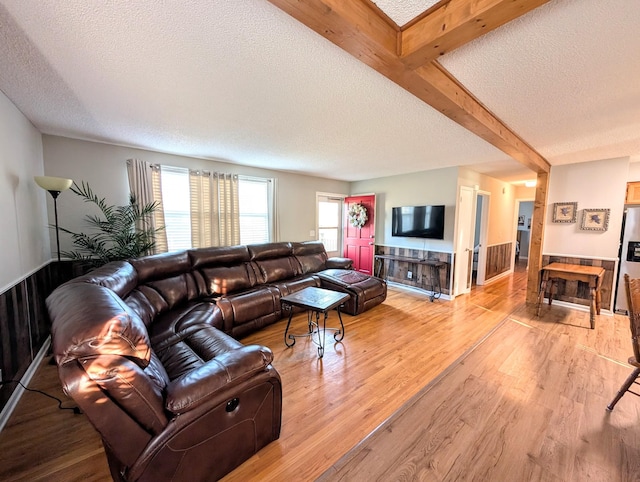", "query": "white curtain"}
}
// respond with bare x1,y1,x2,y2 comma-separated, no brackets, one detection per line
126,158,168,253
150,165,168,253
271,178,280,242
189,170,240,248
